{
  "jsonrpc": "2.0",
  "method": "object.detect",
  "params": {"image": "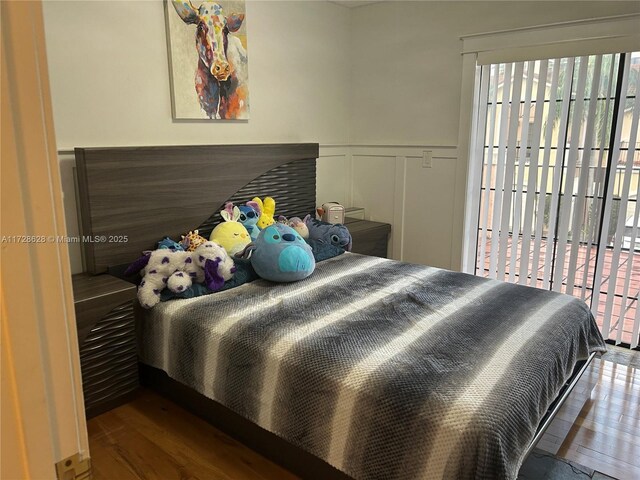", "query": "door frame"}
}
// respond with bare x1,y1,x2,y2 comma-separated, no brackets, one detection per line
1,1,89,478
